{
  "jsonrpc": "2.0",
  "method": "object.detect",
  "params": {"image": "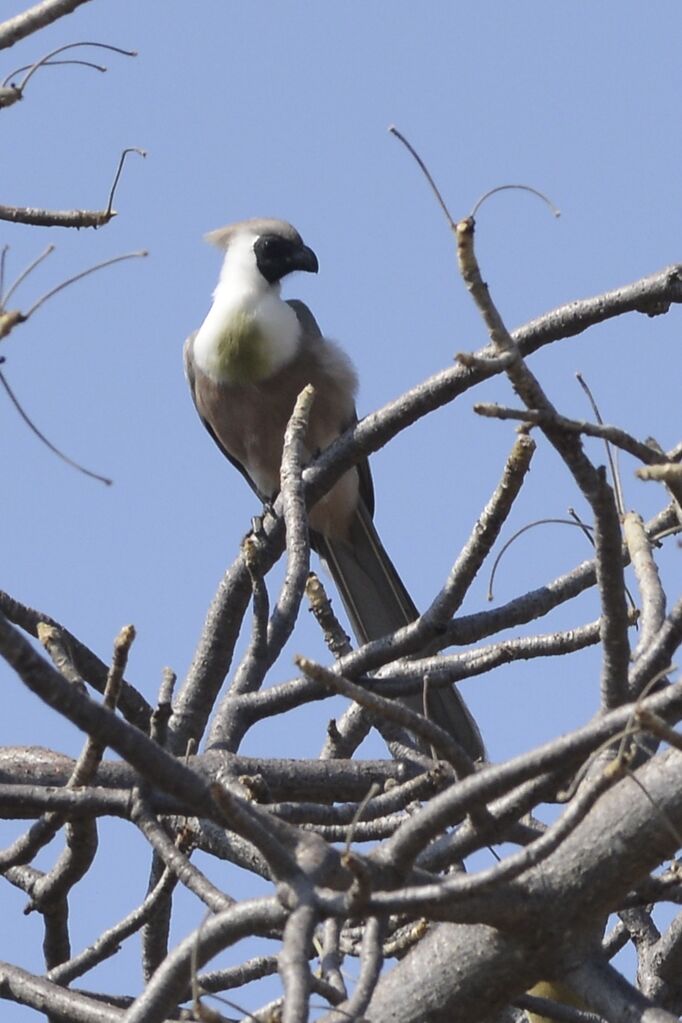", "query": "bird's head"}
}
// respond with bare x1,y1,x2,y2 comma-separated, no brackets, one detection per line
206,218,319,288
